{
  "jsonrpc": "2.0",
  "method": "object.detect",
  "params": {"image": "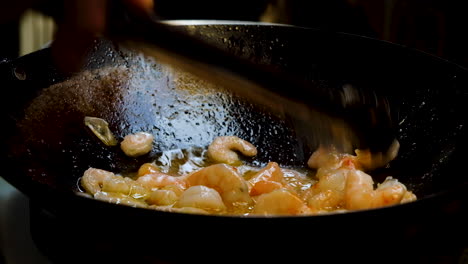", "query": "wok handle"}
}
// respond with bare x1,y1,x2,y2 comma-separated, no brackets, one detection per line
104,1,396,153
